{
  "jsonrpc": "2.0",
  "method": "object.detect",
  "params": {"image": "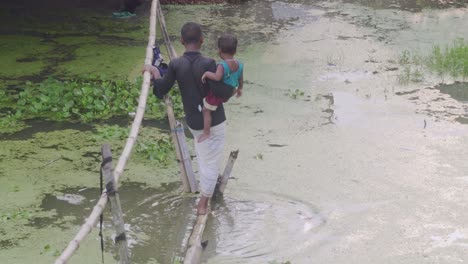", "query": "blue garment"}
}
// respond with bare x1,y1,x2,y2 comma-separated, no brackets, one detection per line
219,60,243,88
